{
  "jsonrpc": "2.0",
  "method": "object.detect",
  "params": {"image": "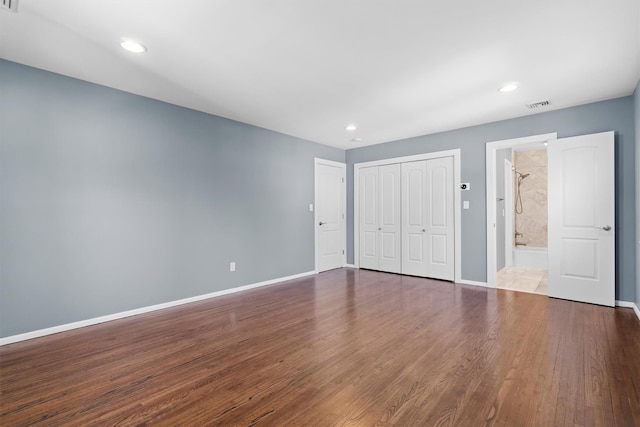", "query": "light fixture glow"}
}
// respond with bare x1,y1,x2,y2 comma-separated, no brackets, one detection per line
351,138,362,142
544,142,548,146
120,39,147,53
345,124,357,131
498,83,518,93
